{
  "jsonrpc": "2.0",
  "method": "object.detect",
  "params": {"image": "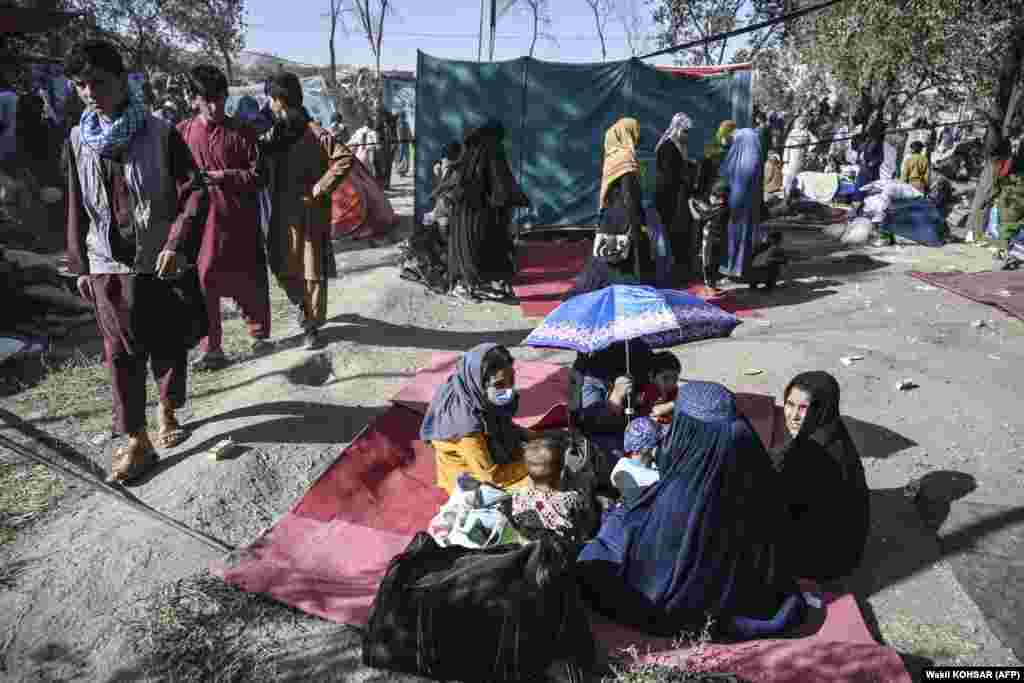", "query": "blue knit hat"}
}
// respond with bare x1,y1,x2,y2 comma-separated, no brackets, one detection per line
624,417,663,453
